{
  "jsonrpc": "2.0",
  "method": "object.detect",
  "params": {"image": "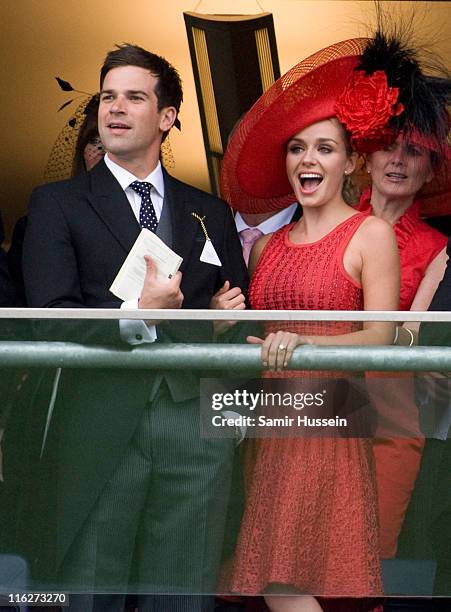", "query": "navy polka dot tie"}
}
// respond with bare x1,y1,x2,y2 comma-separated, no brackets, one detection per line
130,181,159,233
